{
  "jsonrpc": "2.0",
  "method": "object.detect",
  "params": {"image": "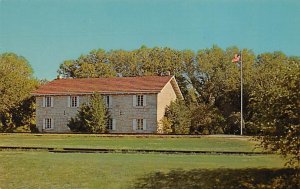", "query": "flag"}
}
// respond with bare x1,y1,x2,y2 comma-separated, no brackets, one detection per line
232,54,241,63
